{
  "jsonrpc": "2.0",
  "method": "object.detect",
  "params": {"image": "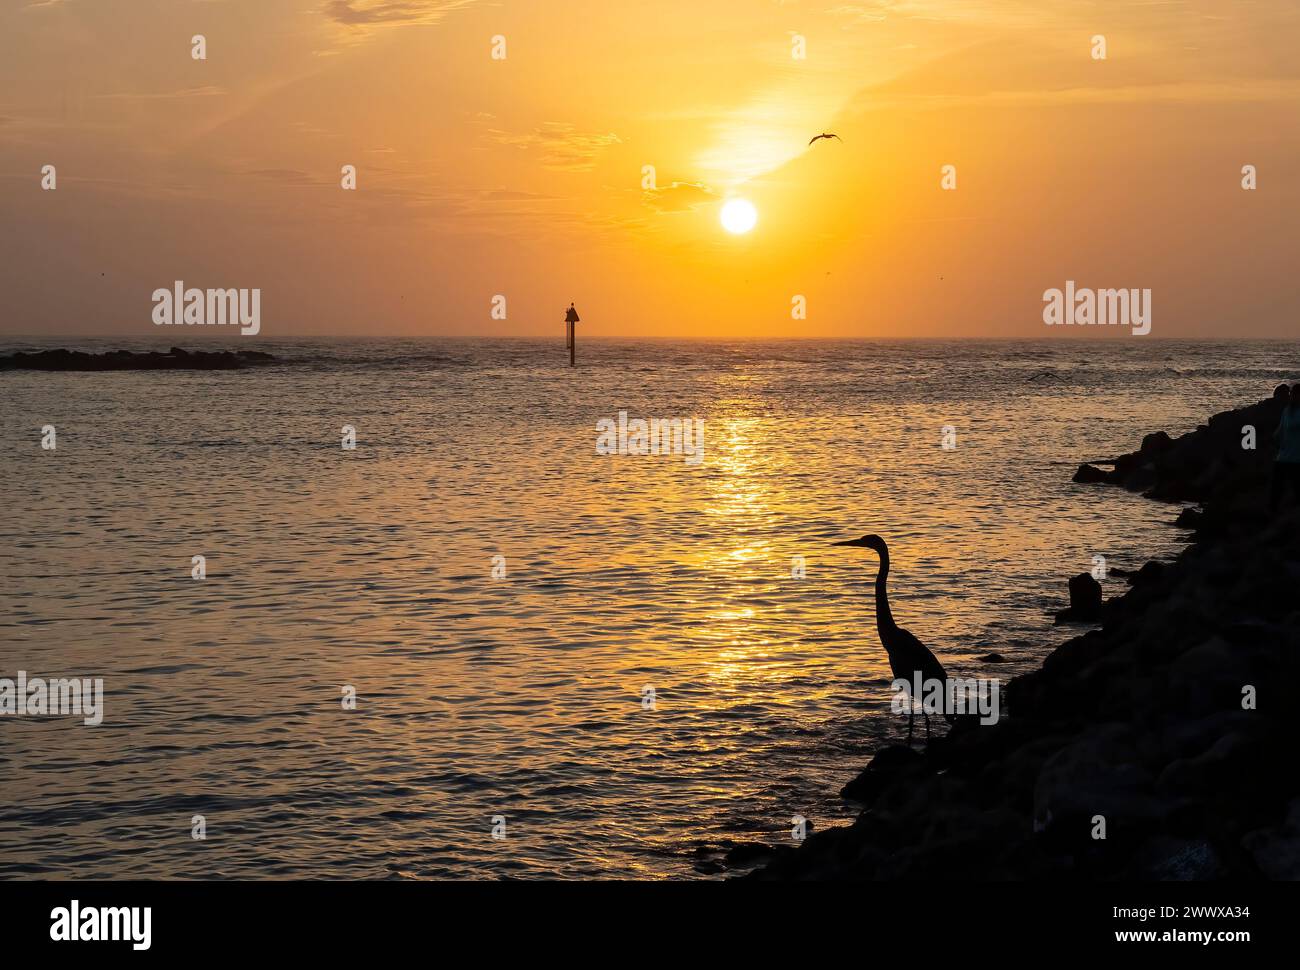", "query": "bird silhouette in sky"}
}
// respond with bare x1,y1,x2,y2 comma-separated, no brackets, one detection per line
808,132,842,146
